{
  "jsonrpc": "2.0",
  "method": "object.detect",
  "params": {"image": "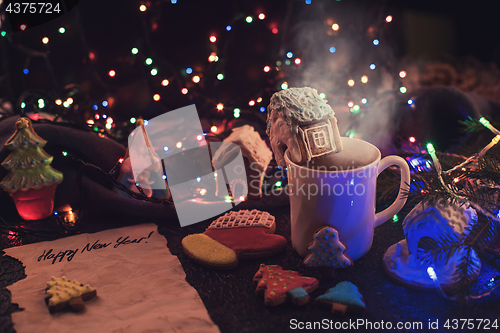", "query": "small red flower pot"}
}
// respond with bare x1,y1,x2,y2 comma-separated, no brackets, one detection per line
9,184,58,220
